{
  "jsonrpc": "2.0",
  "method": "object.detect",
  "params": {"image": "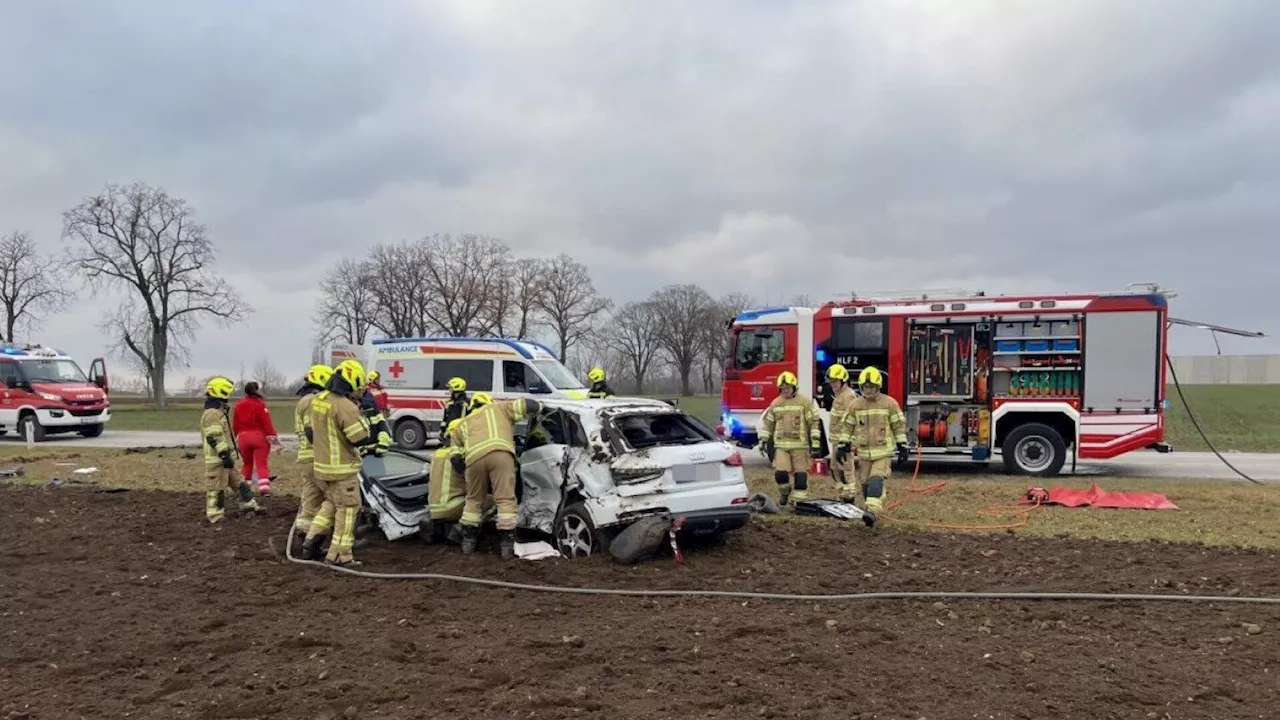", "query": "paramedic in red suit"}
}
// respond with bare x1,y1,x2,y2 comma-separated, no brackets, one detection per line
232,381,280,495
367,370,389,413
